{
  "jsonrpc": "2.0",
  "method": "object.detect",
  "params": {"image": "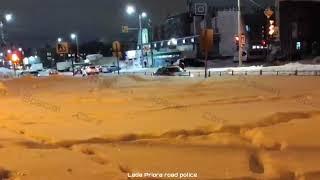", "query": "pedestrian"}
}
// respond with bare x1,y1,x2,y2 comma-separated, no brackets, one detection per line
144,60,147,68
81,67,87,77
180,61,185,70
